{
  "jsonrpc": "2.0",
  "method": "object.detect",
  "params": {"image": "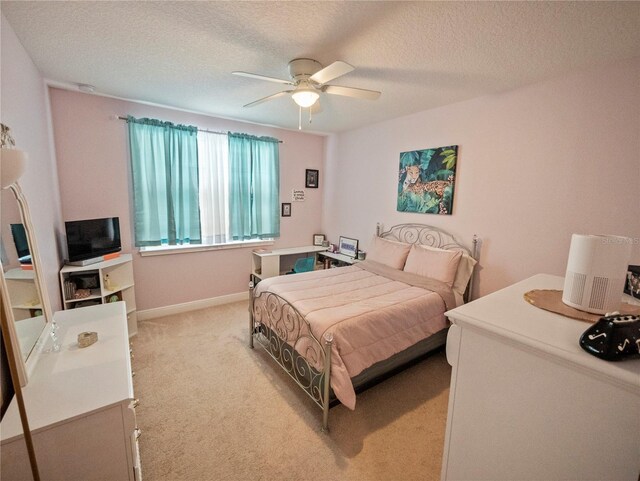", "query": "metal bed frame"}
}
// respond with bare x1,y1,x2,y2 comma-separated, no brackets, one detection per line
248,223,478,432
